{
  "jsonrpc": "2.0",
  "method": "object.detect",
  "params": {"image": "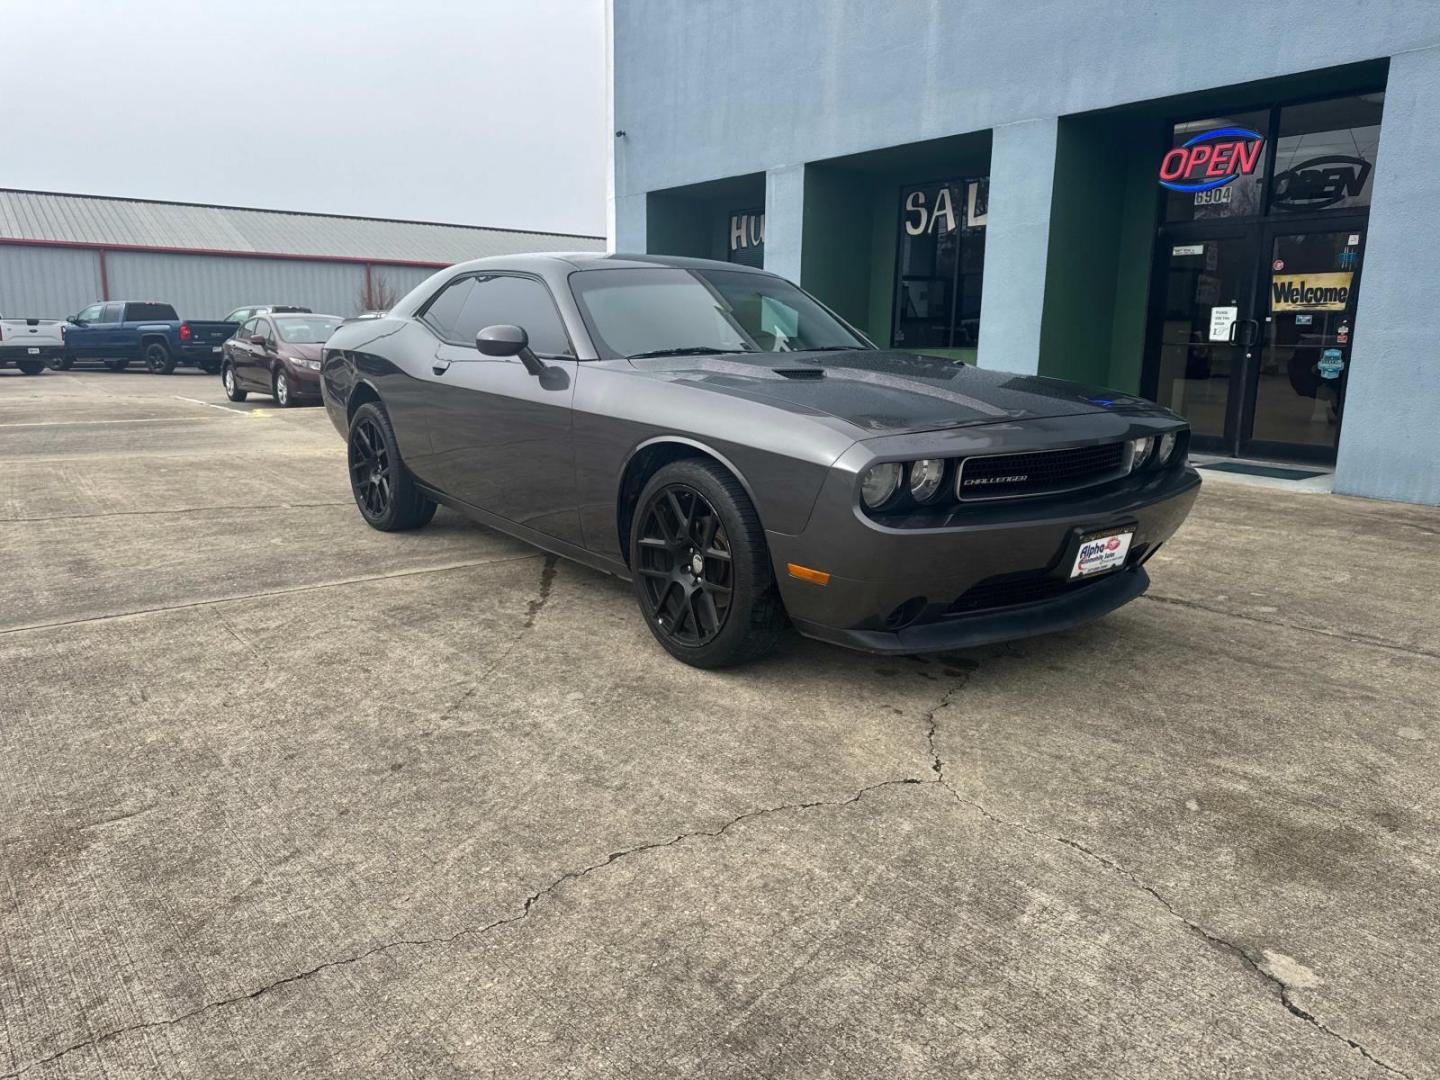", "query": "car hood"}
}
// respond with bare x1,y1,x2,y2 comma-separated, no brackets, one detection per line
282,342,324,360
625,349,1171,436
